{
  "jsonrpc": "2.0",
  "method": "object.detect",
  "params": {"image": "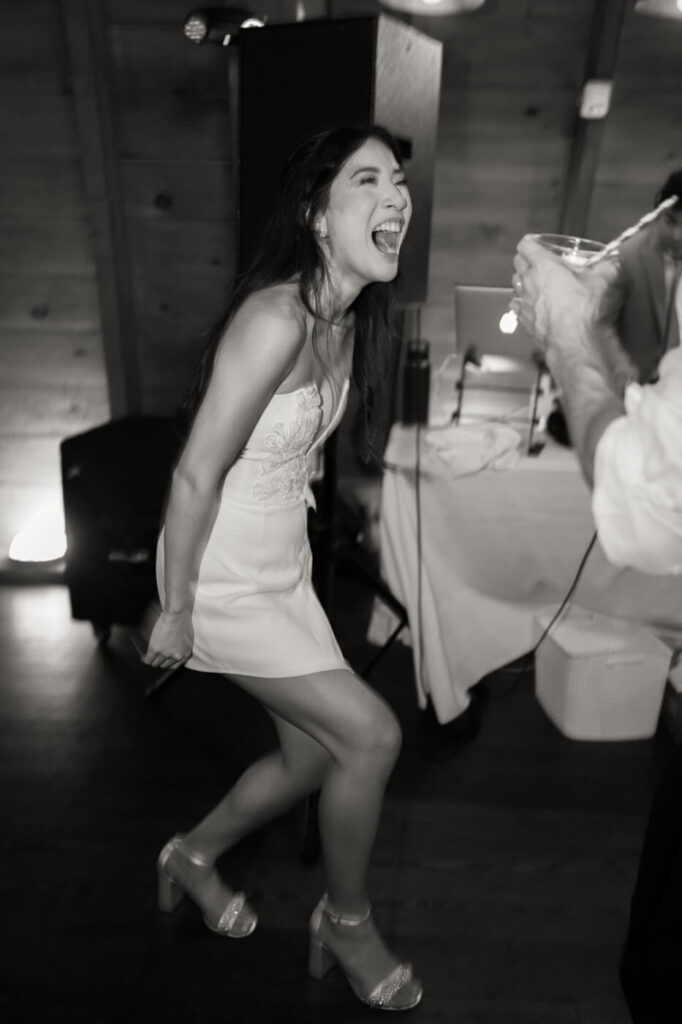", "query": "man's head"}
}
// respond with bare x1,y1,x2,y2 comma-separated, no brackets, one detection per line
653,170,682,259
